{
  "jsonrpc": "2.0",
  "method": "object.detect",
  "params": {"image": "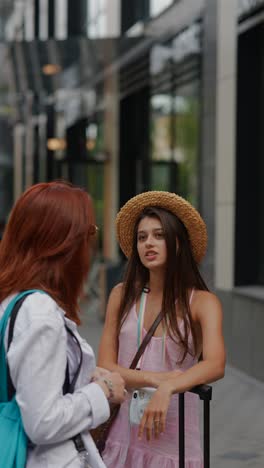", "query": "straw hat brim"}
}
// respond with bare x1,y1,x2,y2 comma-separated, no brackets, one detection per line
116,191,207,263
